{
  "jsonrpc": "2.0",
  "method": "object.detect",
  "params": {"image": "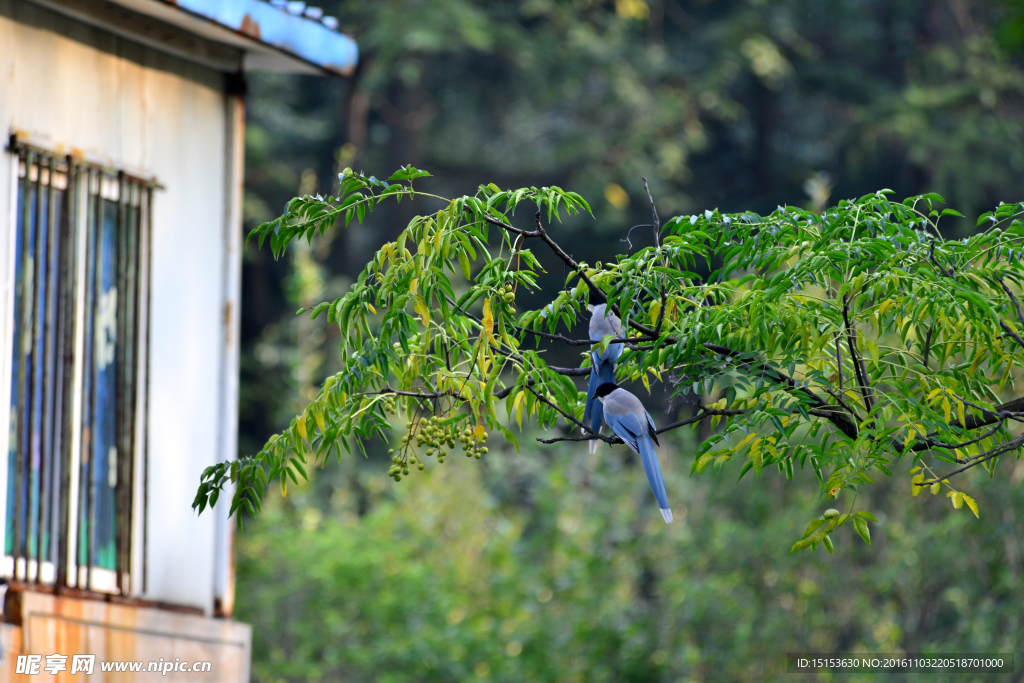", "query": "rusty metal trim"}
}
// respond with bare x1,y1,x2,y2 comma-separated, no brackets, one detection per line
7,134,165,191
